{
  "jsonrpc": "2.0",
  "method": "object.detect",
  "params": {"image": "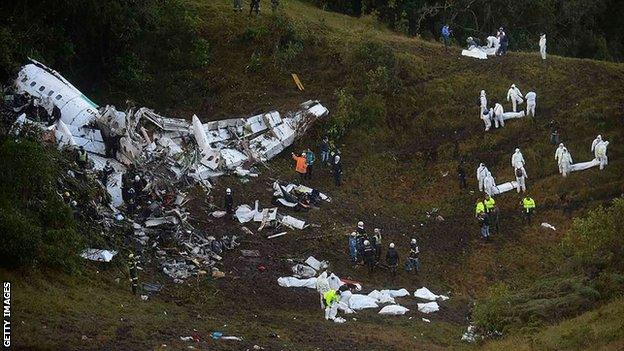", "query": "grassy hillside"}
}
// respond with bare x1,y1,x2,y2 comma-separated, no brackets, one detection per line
2,0,624,350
